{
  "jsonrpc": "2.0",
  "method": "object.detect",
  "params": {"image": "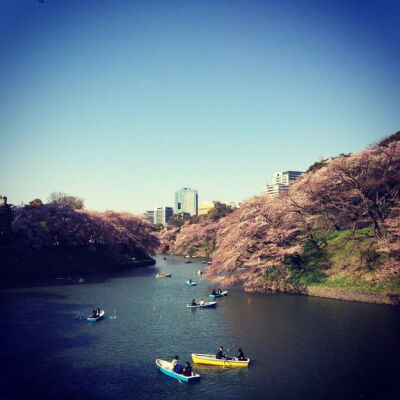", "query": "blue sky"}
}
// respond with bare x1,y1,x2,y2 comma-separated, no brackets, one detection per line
1,0,399,214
